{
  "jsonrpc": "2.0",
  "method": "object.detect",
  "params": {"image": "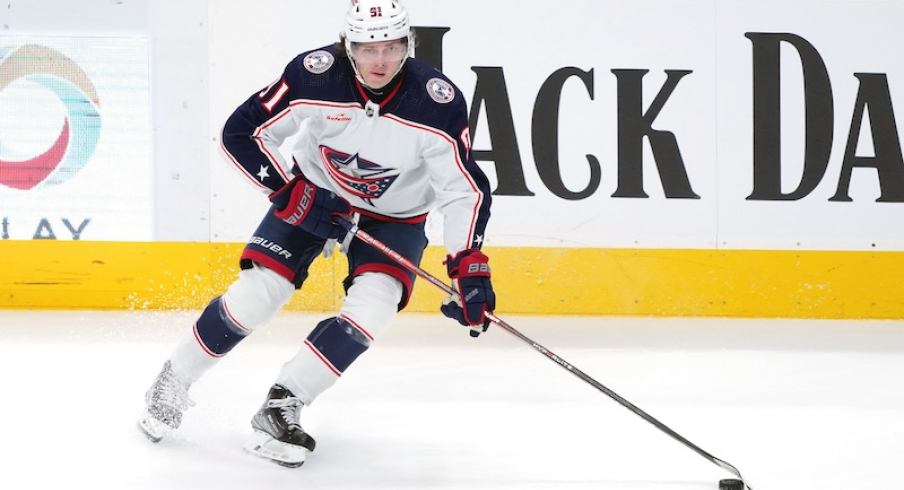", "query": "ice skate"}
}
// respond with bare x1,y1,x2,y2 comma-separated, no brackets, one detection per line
244,384,316,468
137,360,194,442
